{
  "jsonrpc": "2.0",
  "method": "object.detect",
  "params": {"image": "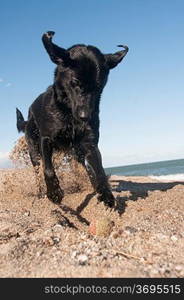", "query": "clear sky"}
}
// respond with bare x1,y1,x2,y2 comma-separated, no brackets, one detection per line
1,0,184,167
